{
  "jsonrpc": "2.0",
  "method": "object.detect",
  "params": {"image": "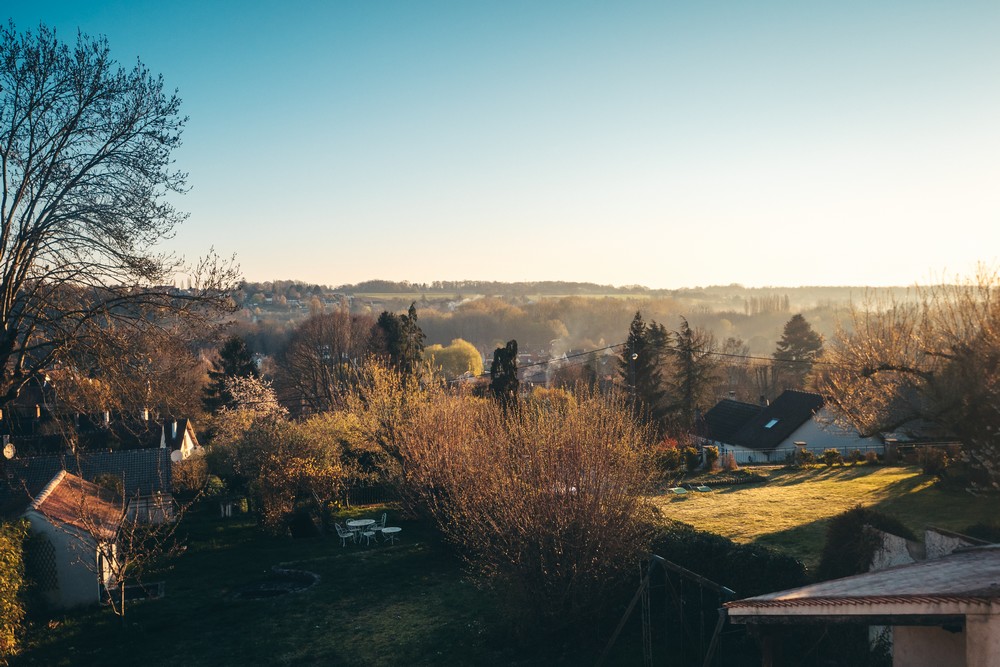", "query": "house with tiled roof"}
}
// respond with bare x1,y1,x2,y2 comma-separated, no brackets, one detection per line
699,390,882,464
0,448,173,524
21,471,123,609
